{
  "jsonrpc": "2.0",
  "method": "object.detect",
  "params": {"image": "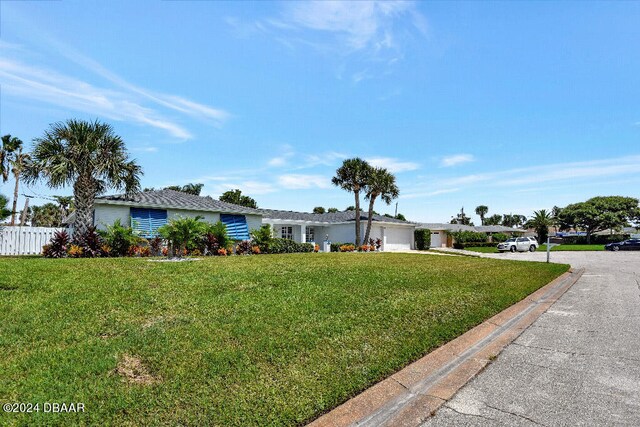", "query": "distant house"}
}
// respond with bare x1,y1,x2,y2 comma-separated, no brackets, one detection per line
416,223,525,248
260,209,416,251
66,189,416,251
